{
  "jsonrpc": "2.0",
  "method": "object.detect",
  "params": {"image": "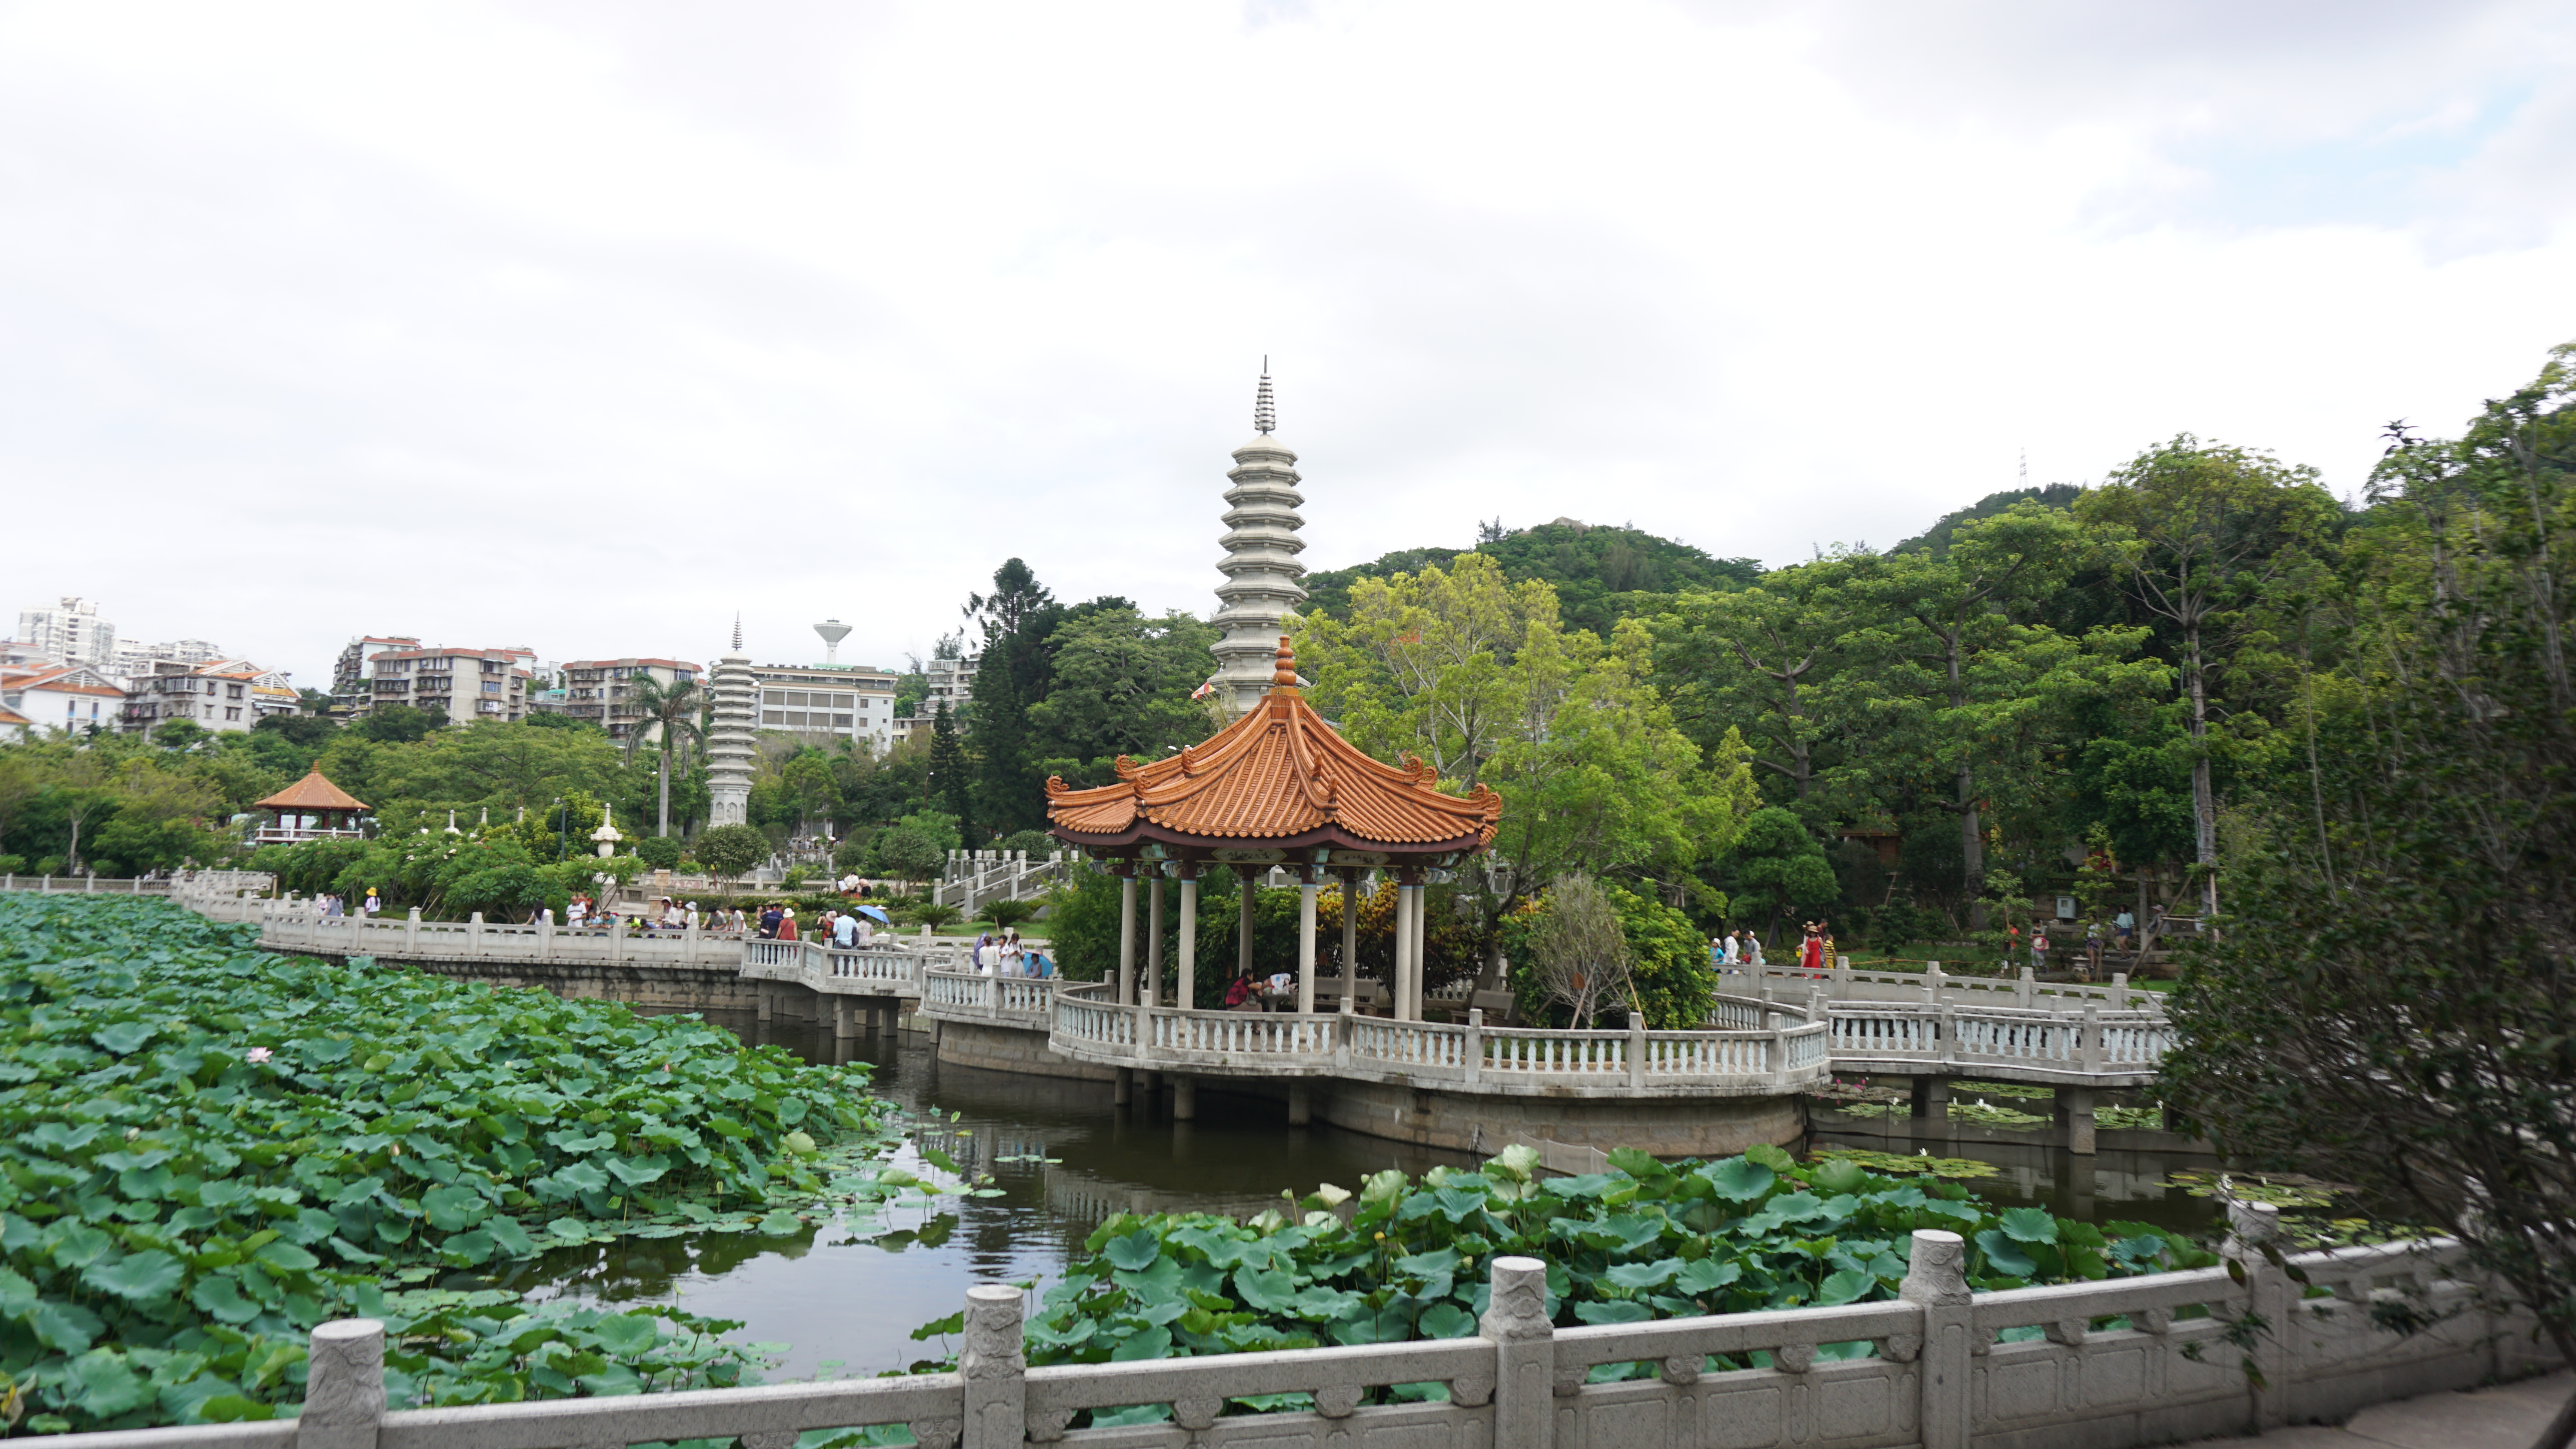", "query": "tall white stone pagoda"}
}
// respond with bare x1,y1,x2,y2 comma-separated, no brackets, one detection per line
705,617,756,828
1209,366,1309,715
